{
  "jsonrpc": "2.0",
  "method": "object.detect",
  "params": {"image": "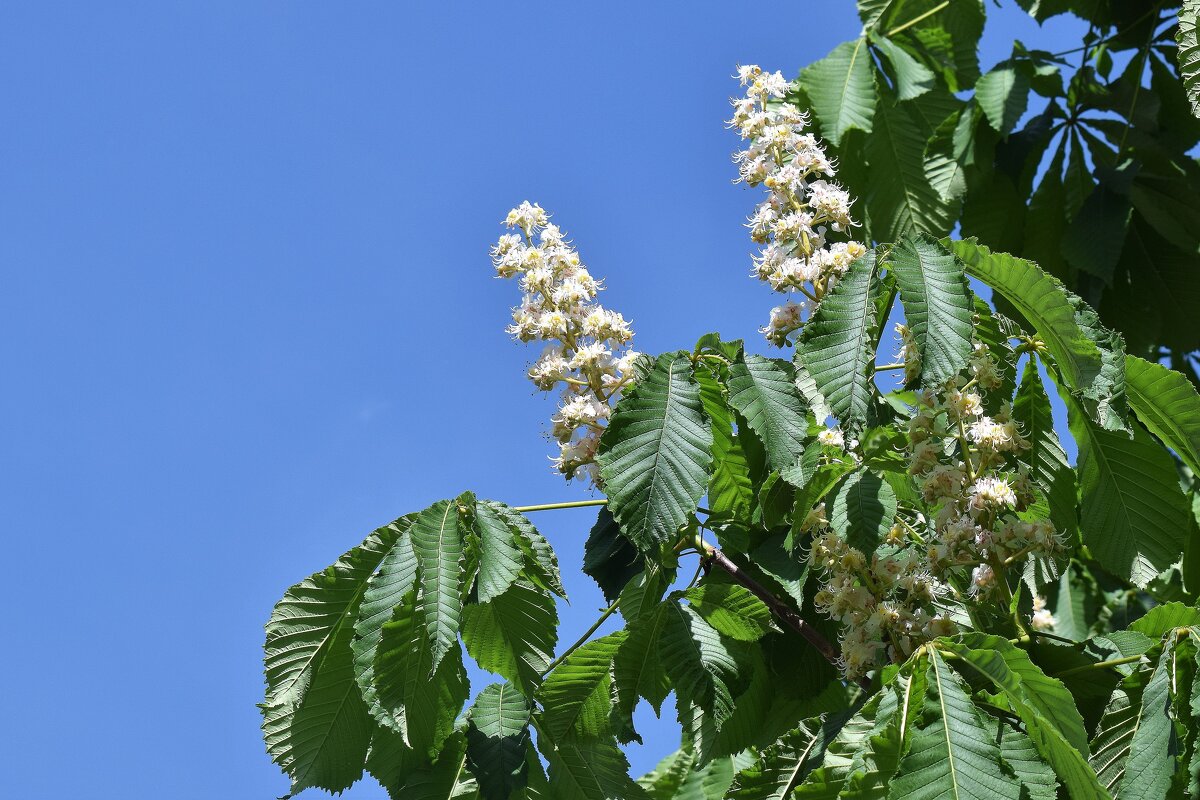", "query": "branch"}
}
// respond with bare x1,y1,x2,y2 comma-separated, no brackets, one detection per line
704,545,843,670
